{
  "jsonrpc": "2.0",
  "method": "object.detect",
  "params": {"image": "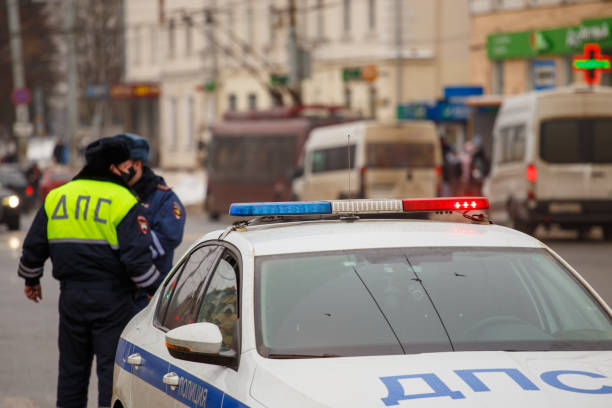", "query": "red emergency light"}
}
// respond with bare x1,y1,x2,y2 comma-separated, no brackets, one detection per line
402,197,489,212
